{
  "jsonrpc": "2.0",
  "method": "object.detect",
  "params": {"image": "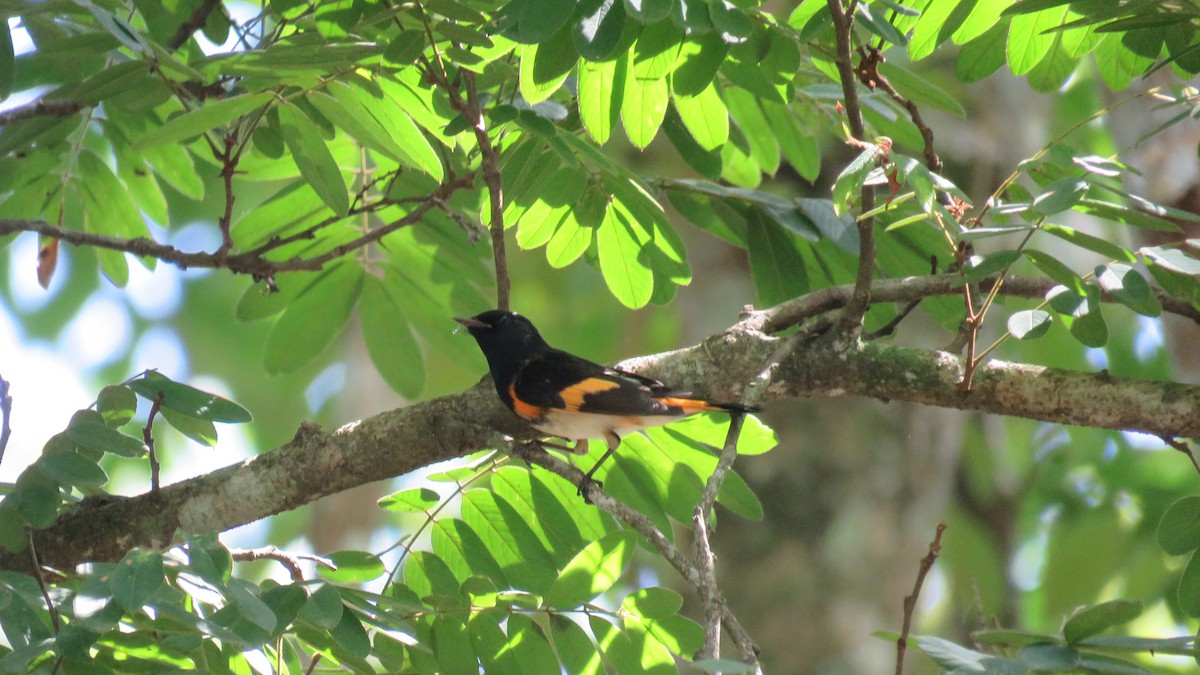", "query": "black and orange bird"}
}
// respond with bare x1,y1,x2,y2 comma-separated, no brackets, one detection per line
455,310,759,496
